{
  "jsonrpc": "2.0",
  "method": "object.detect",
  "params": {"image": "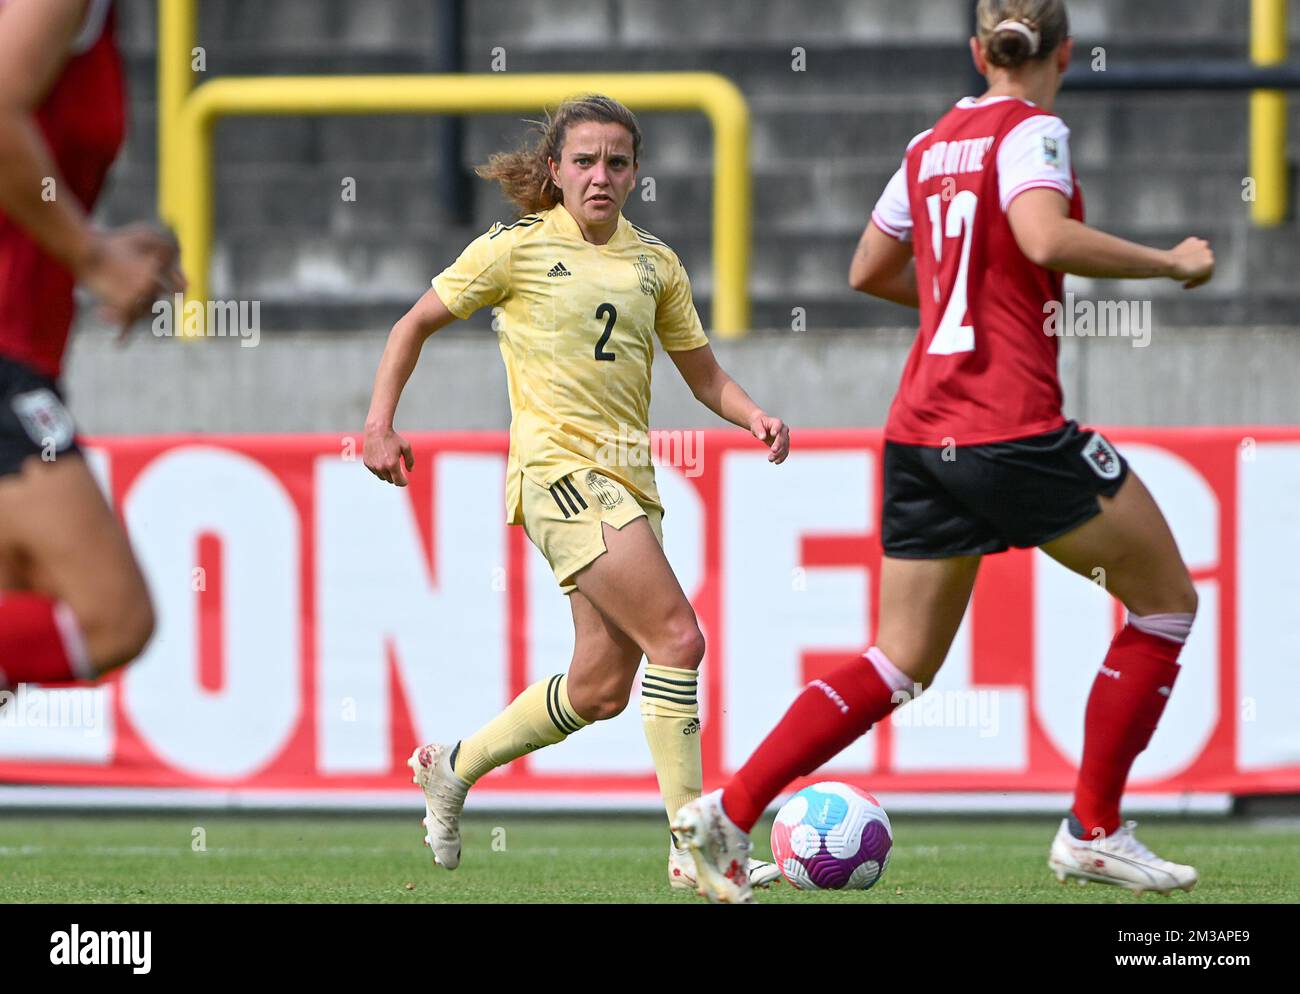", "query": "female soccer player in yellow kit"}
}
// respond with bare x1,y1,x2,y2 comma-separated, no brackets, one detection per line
363,95,789,890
